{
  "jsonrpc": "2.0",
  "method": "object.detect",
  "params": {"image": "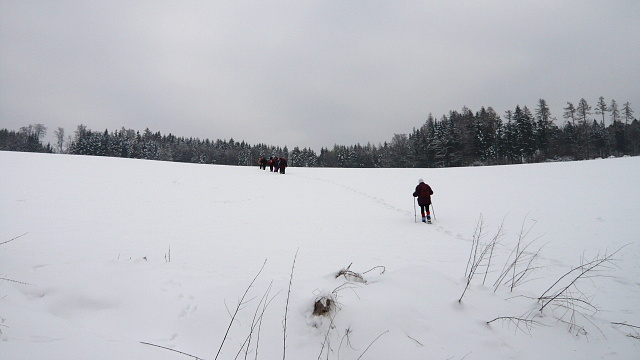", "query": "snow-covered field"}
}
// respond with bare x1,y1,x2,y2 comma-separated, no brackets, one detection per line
1,151,639,360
